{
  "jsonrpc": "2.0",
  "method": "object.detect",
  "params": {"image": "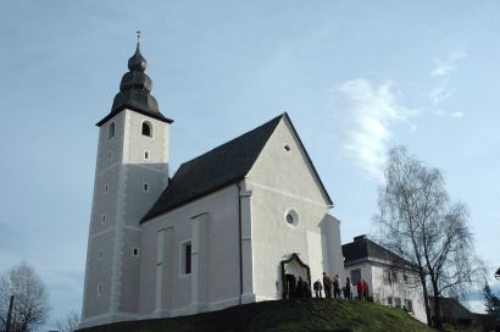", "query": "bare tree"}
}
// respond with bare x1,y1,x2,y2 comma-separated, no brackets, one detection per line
0,262,50,332
375,146,482,328
483,282,500,317
55,310,80,332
